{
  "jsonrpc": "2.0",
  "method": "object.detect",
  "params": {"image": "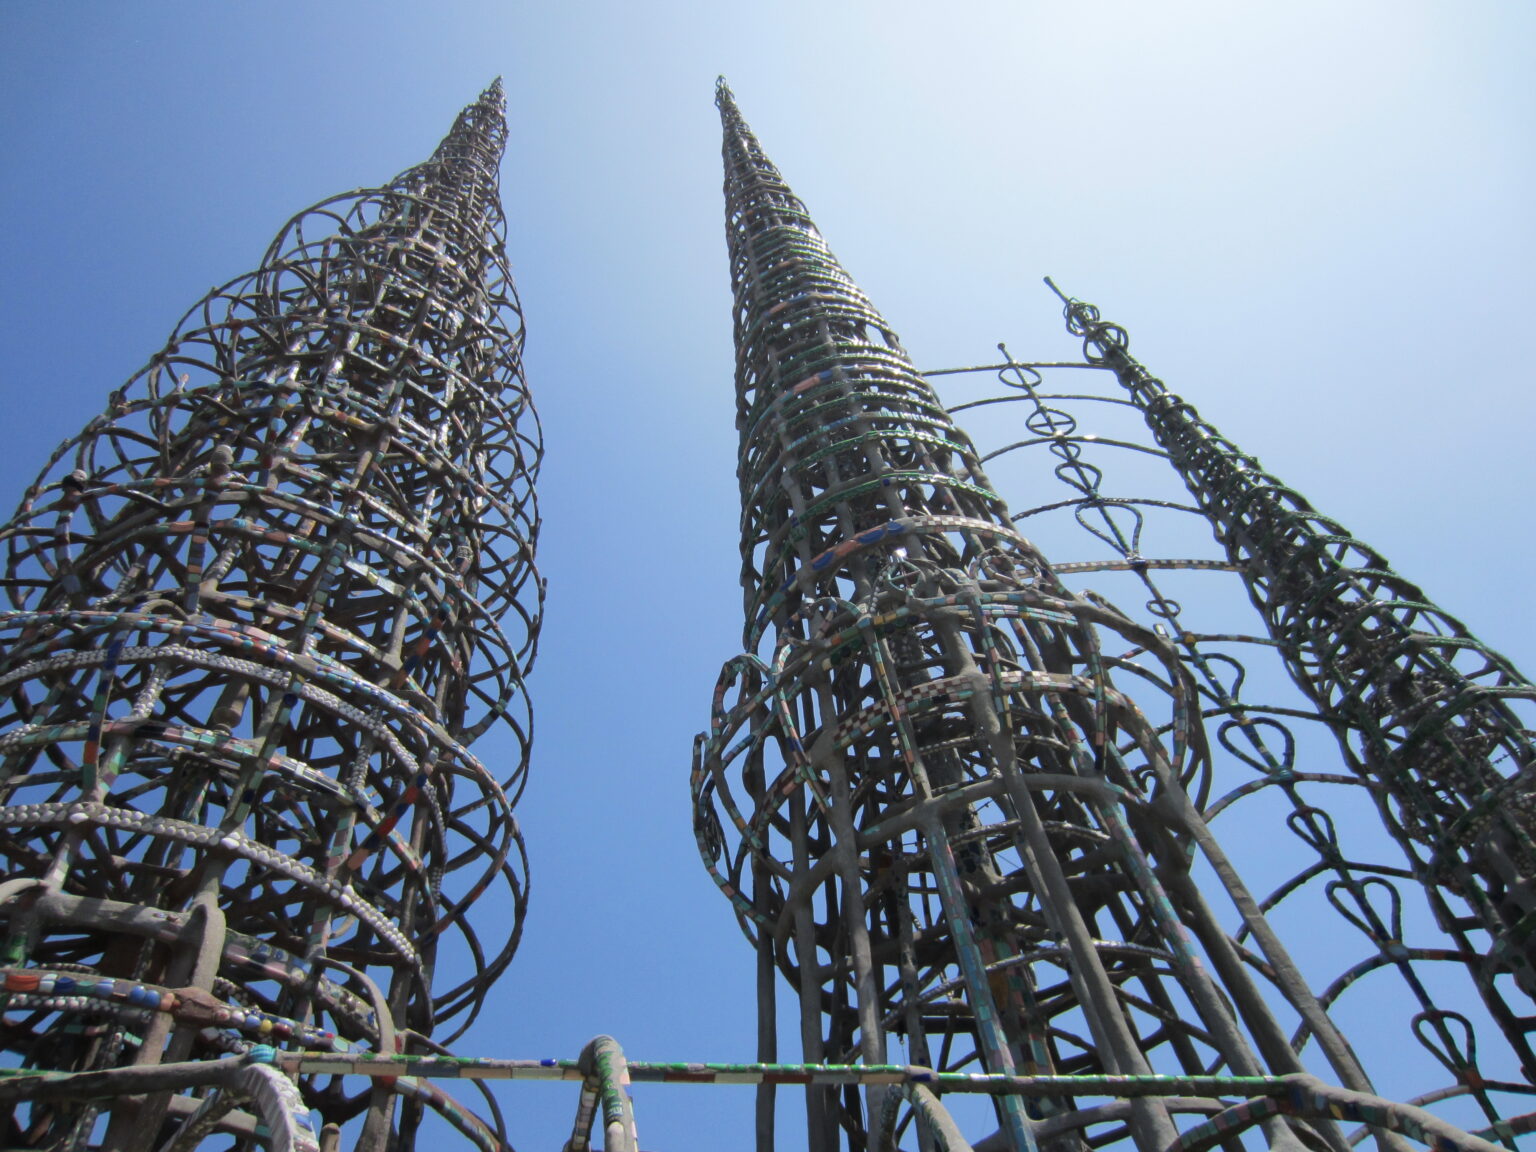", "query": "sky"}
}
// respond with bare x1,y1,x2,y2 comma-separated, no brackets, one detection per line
1,3,1534,1149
